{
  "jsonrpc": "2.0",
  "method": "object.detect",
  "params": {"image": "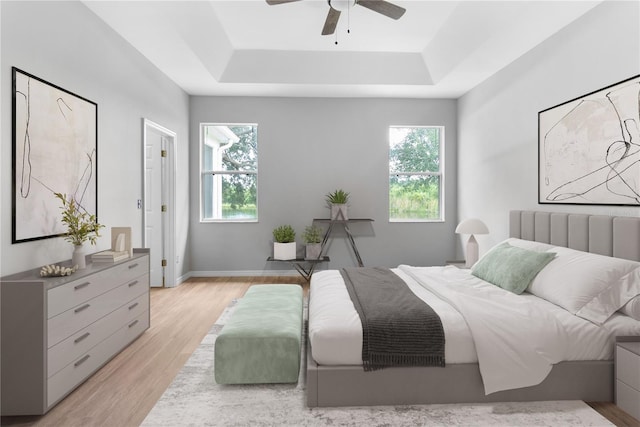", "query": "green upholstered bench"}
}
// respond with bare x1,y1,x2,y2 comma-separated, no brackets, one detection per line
214,284,303,384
